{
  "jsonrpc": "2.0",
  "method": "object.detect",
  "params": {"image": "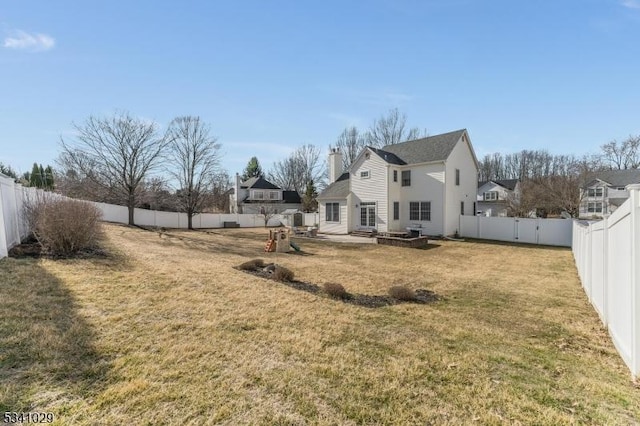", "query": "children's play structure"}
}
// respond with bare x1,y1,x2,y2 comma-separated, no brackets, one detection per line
265,229,300,252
